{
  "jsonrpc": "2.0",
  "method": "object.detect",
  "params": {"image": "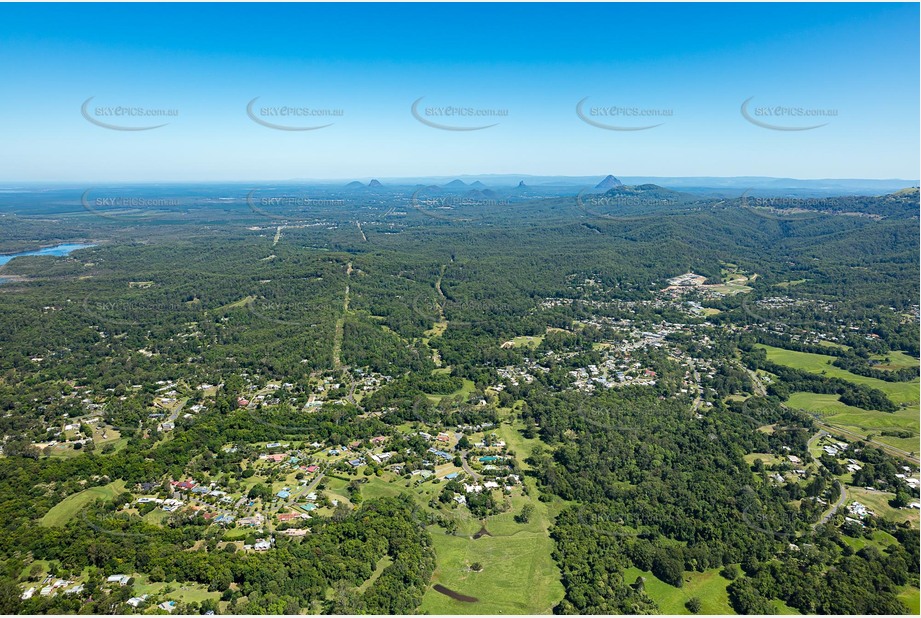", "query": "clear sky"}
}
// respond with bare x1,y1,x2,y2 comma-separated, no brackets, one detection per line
0,3,917,182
